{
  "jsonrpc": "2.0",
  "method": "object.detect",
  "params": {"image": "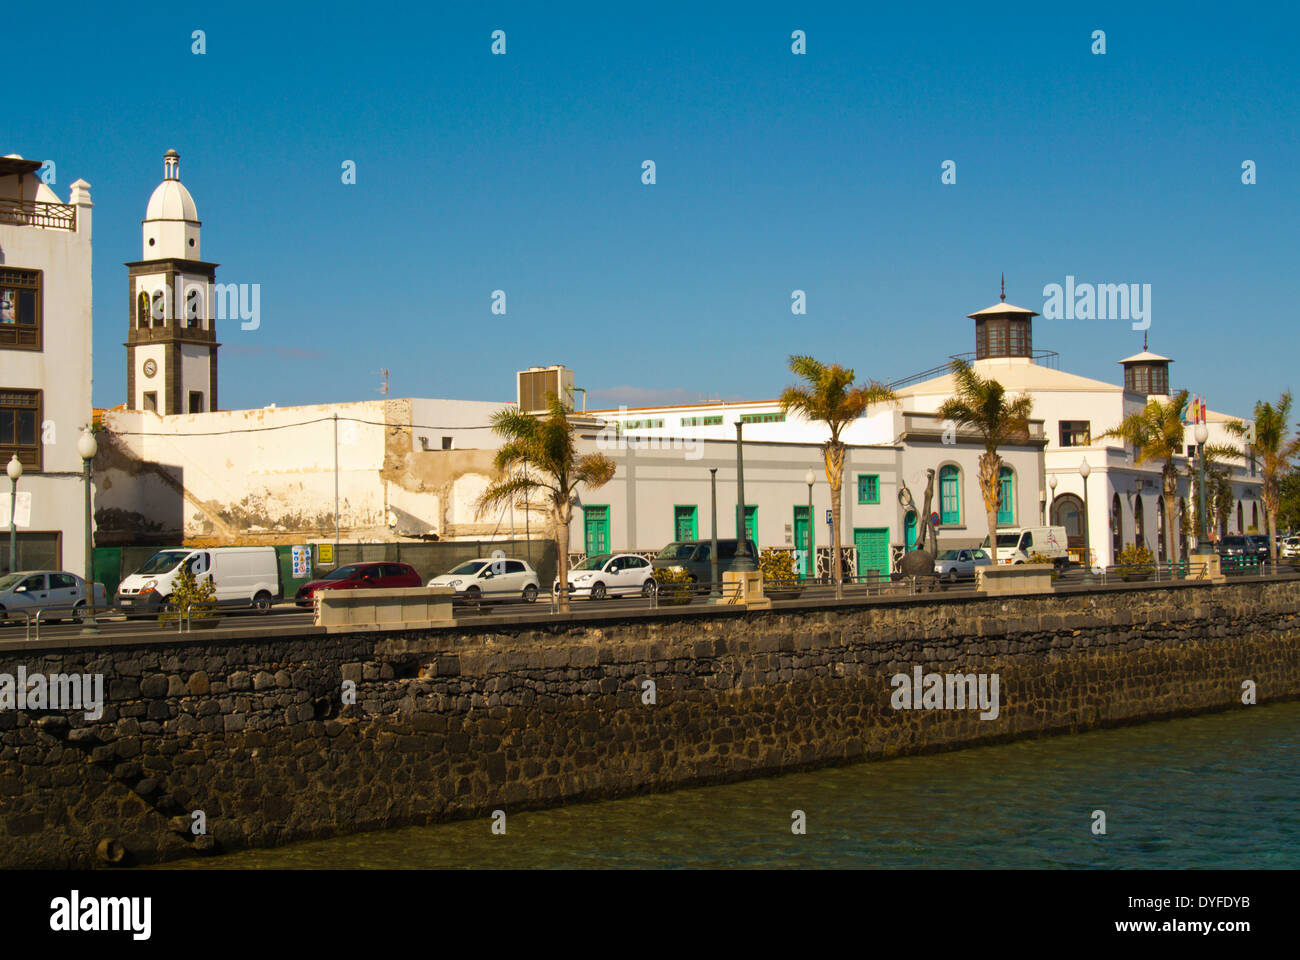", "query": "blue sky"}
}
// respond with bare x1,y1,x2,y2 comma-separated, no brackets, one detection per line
9,1,1298,418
